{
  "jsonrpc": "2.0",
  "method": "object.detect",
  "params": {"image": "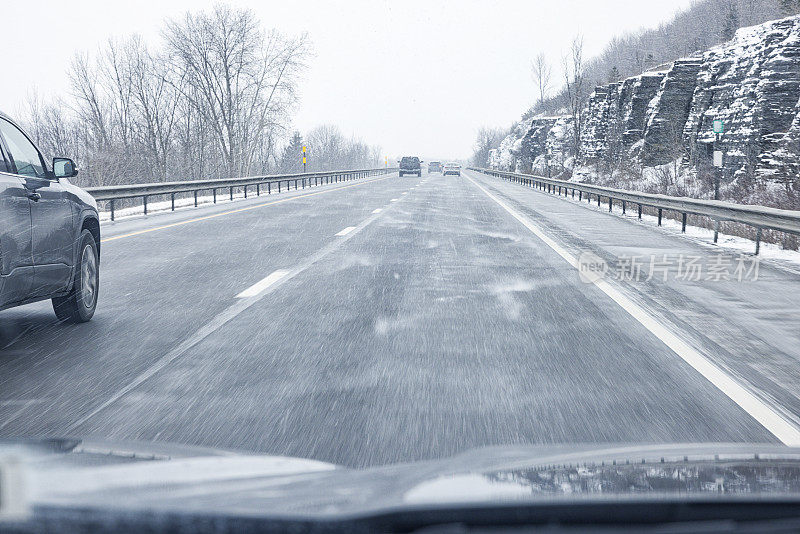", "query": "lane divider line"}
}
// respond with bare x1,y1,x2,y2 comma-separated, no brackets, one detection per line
465,172,800,446
390,198,399,202
372,208,382,214
64,189,408,432
101,176,391,244
236,270,290,299
335,226,356,237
